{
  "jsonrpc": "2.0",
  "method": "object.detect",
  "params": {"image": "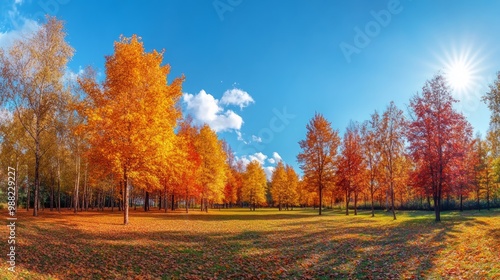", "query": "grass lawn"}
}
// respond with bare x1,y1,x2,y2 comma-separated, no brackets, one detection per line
1,208,499,279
